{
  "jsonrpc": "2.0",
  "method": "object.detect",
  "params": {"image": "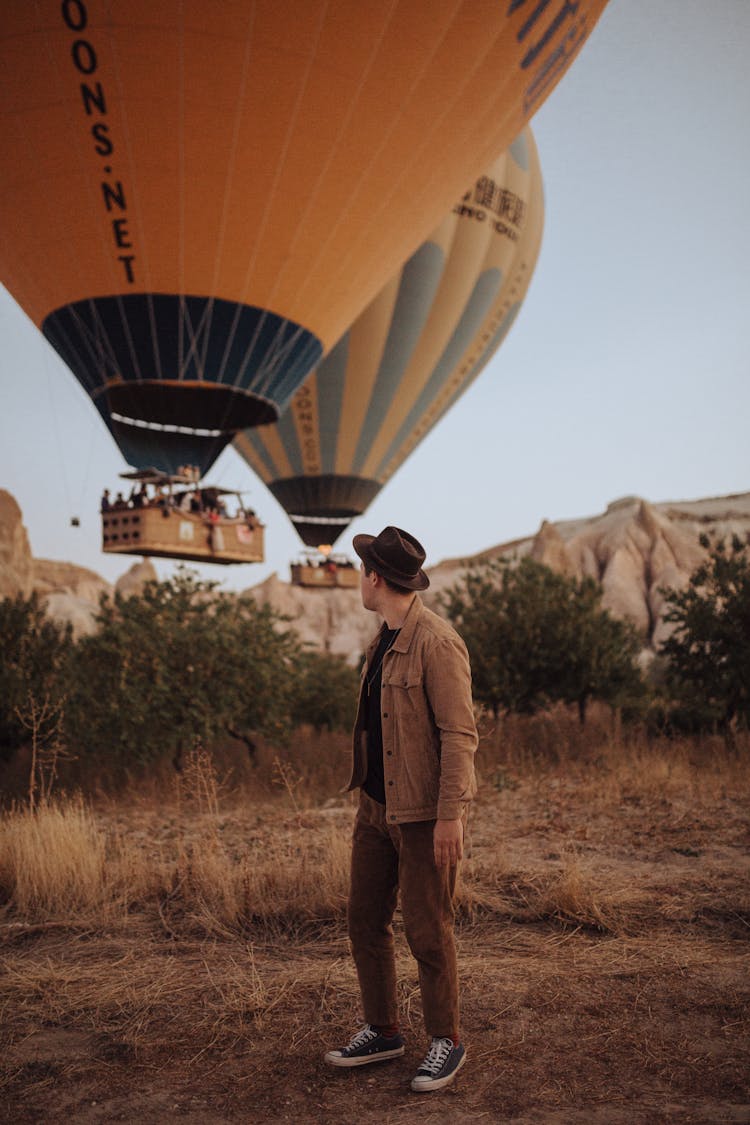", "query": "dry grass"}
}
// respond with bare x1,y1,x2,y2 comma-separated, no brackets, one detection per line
1,731,749,1123
0,796,116,921
168,819,351,938
2,732,748,940
0,767,352,939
